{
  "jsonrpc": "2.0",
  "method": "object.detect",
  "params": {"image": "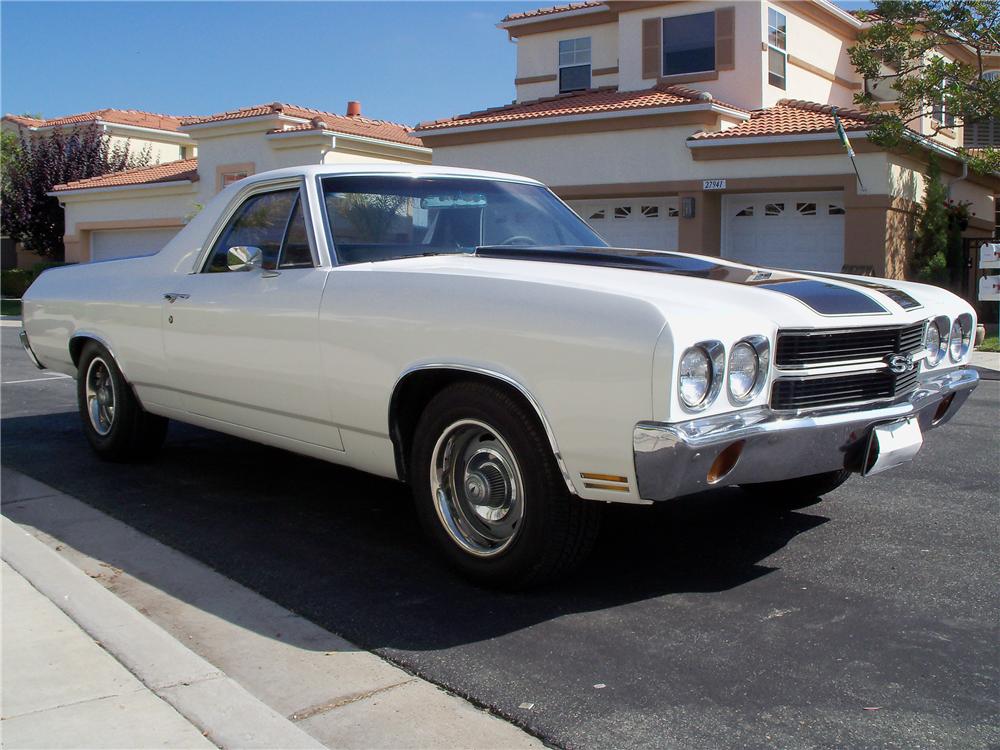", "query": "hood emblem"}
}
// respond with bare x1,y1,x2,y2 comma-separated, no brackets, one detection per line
886,353,915,374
